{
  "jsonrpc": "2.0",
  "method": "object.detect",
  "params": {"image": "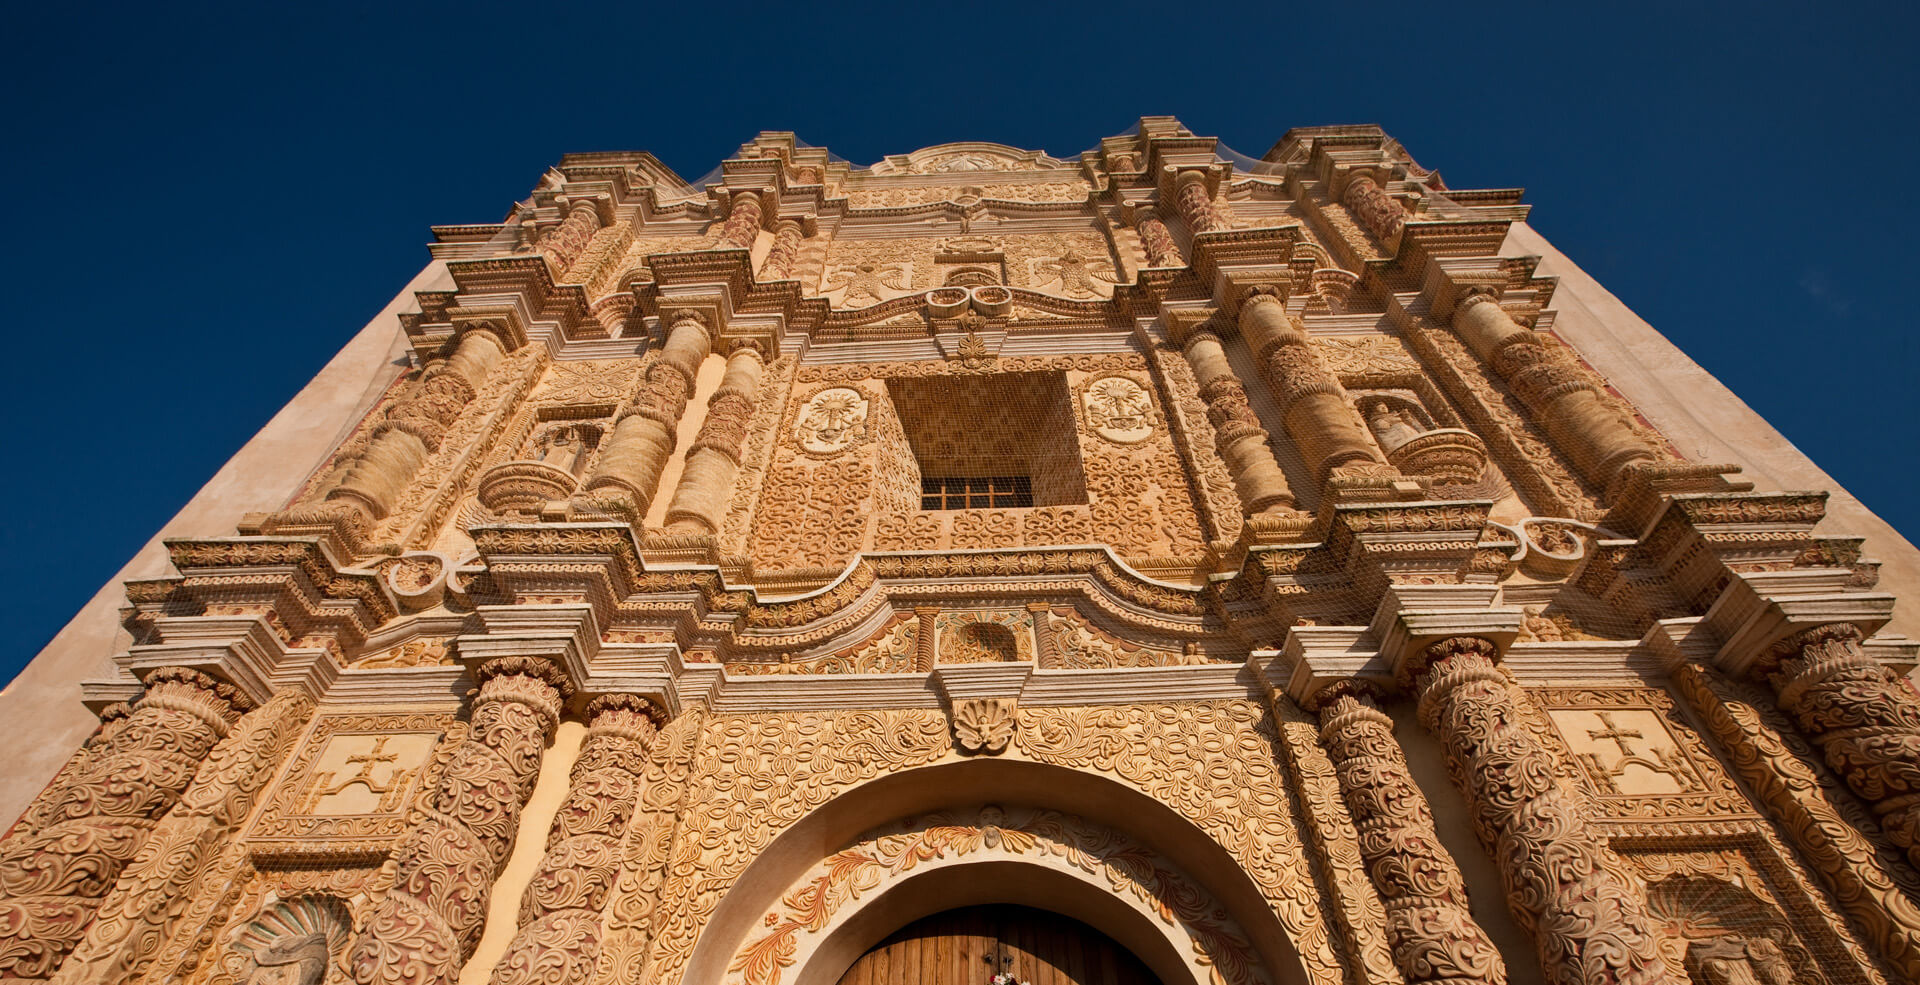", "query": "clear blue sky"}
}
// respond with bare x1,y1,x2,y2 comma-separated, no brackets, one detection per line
2,1,1915,680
